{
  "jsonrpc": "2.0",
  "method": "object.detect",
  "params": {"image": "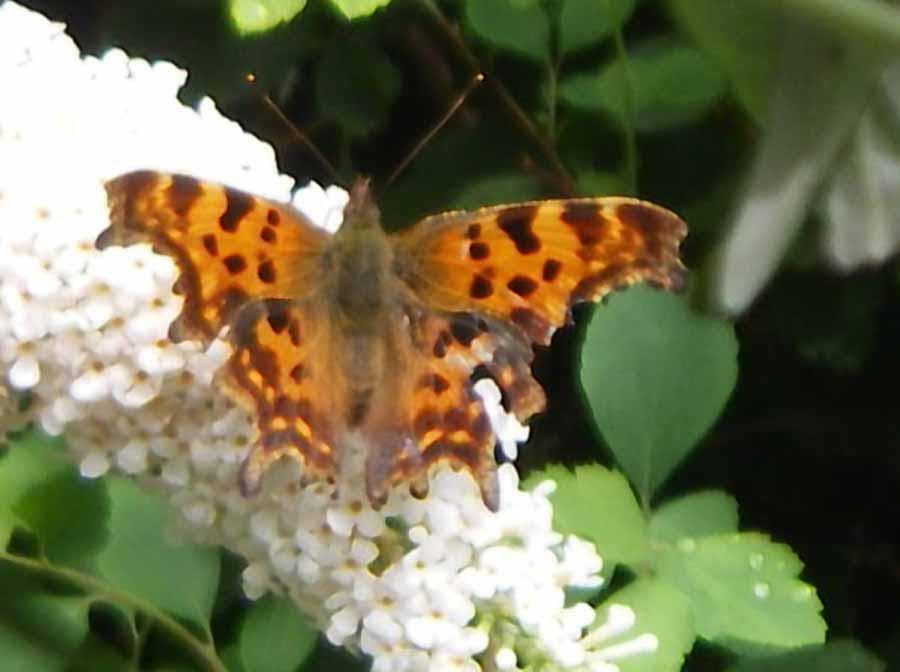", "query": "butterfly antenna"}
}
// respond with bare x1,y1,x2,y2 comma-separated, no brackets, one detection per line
245,73,342,187
385,72,485,188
